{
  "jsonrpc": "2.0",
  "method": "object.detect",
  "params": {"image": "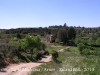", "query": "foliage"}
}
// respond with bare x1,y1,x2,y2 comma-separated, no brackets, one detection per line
78,42,100,56
57,28,67,44
74,37,82,45
40,42,46,50
88,37,96,45
55,38,59,43
18,35,46,61
68,27,76,40
13,56,20,63
16,33,21,39
20,35,43,50
13,37,18,41
0,35,46,67
77,43,85,53
81,48,90,55
96,38,100,45
30,47,100,75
